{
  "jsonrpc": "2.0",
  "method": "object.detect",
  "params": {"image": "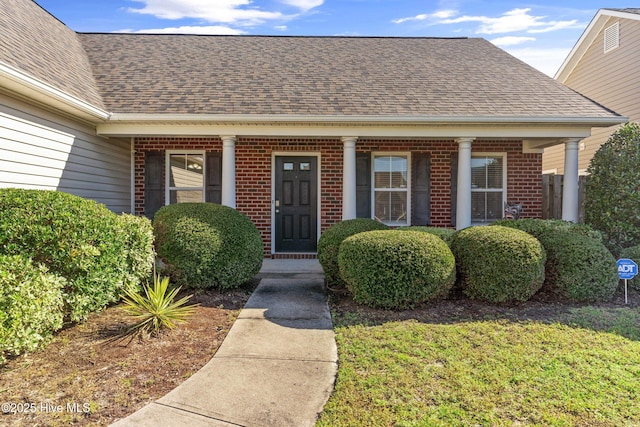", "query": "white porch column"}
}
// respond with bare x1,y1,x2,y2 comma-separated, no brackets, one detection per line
221,135,236,209
456,138,475,230
562,138,581,223
342,136,358,220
